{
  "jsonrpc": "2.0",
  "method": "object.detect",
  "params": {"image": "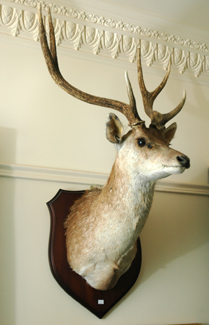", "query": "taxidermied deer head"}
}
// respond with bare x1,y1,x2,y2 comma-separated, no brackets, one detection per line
38,6,190,291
